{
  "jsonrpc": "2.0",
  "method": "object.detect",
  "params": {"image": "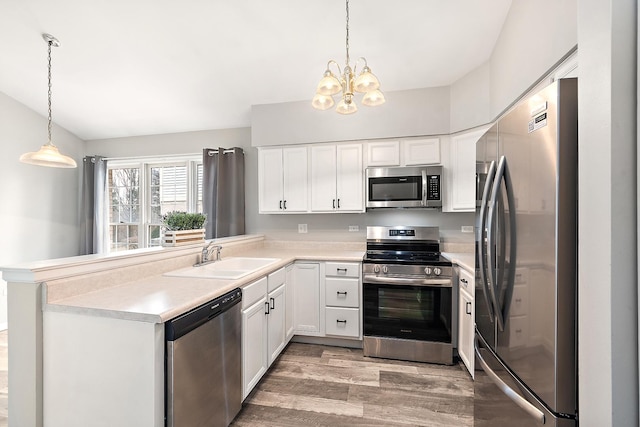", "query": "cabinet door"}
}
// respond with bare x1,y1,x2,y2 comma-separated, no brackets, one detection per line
285,265,295,341
310,145,337,211
242,297,268,399
267,284,286,365
450,129,486,211
403,138,440,165
336,144,364,212
258,148,284,213
292,263,321,335
366,140,400,166
458,288,474,377
282,147,309,212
